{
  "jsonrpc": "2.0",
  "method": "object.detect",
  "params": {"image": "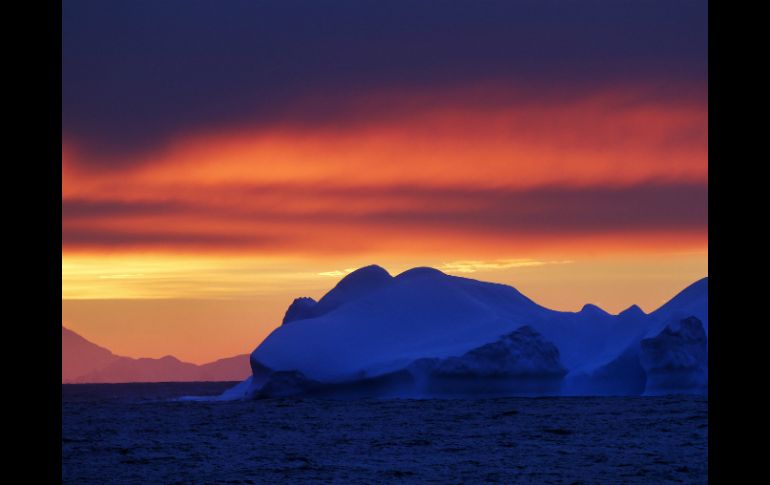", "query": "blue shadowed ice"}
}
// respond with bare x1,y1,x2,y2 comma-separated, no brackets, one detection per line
222,266,707,399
